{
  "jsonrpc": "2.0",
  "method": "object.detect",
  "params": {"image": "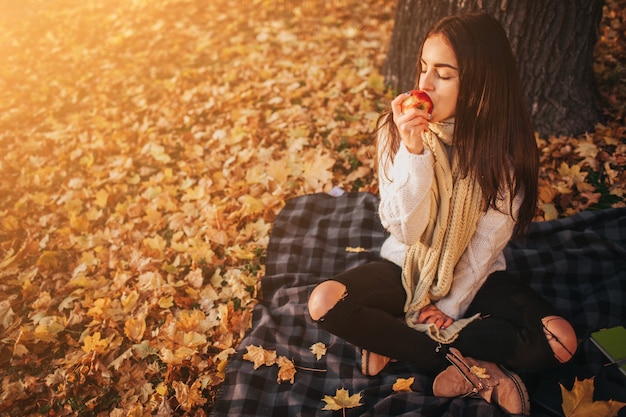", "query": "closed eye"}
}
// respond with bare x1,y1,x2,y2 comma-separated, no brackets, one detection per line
420,68,452,80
